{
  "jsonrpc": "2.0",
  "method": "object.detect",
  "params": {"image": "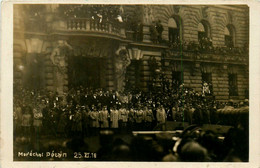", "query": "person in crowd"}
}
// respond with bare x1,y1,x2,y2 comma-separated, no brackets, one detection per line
171,104,178,122
144,105,154,130
21,106,33,137
13,102,23,136
32,107,43,137
135,104,144,131
82,106,91,137
110,106,119,132
100,105,109,129
90,105,100,135
179,141,209,162
156,104,166,130
119,104,129,133
128,105,136,132
57,108,68,137
71,106,83,137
